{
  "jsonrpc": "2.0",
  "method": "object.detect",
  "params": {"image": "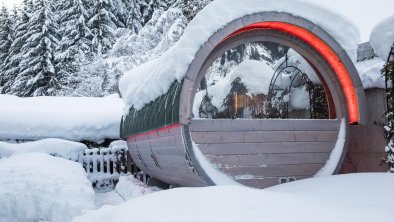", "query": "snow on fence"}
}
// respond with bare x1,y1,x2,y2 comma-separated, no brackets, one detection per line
78,142,138,190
